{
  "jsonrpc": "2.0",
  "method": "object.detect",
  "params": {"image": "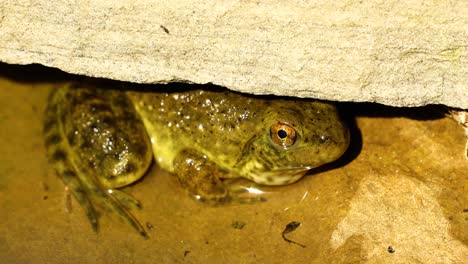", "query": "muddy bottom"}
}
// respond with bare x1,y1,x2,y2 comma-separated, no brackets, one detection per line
0,66,466,263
